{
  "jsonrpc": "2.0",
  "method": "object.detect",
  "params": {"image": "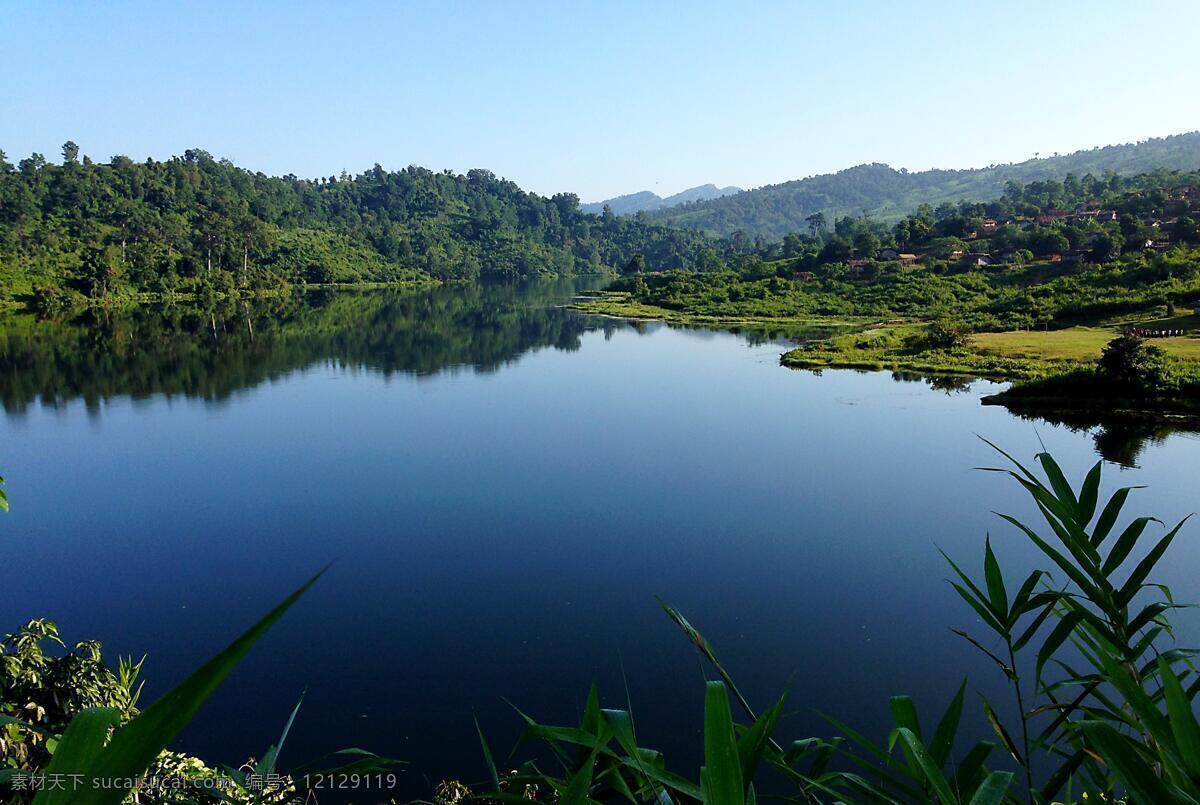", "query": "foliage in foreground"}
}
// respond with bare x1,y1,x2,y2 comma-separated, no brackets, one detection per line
478,444,1199,803
3,443,1198,803
0,569,395,804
